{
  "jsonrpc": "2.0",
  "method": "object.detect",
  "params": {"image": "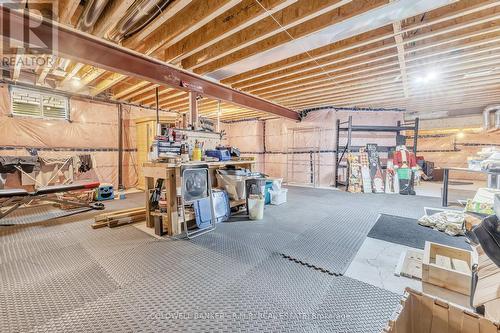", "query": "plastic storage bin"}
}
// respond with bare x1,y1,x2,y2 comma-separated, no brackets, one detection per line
269,188,288,205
